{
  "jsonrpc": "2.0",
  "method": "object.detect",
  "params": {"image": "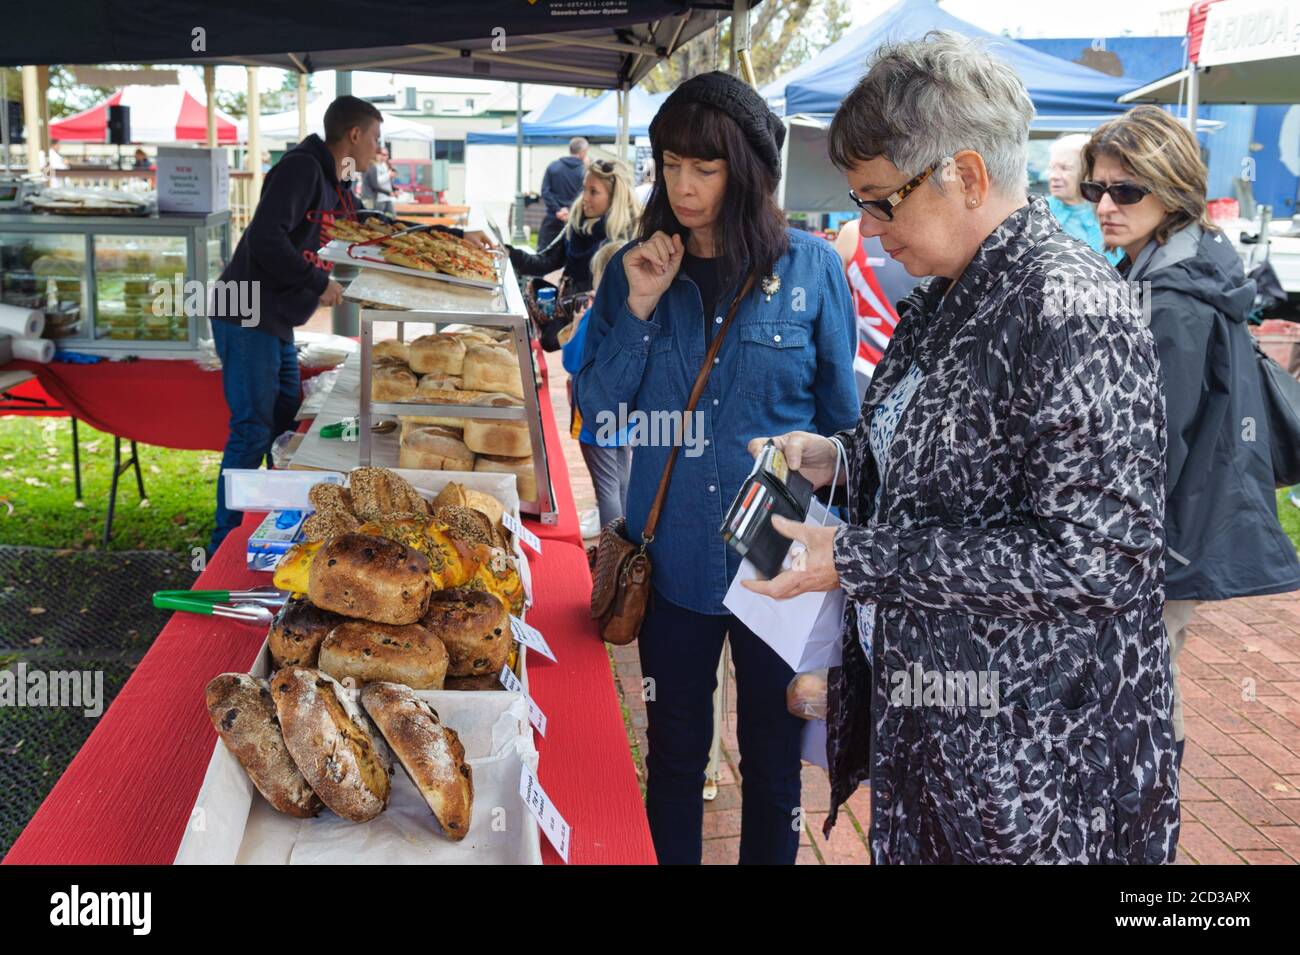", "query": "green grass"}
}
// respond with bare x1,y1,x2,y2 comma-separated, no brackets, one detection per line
1277,489,1300,553
0,416,220,554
